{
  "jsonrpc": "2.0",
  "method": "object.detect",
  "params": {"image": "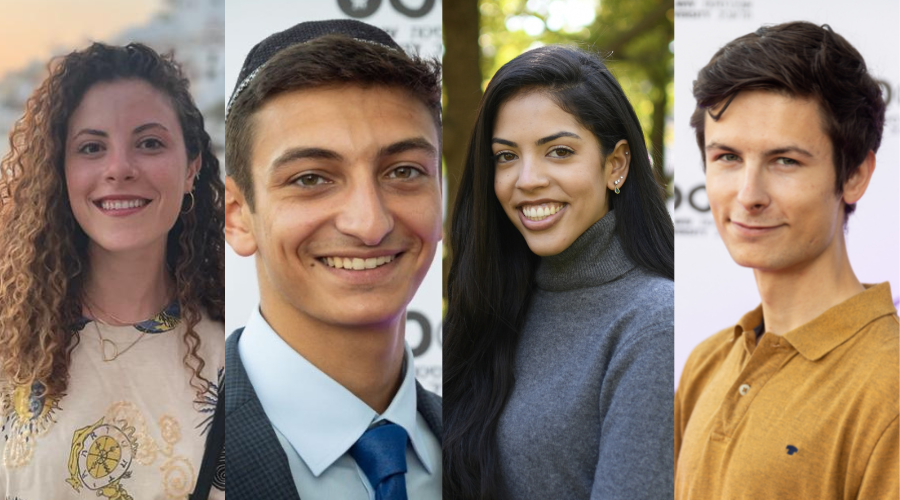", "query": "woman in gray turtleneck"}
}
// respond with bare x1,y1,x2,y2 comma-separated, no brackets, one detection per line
444,45,674,500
